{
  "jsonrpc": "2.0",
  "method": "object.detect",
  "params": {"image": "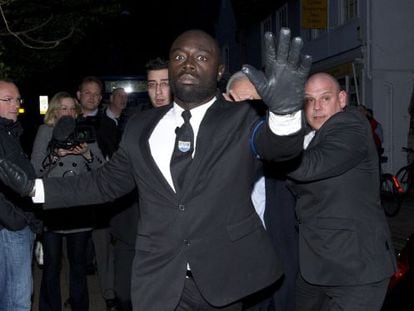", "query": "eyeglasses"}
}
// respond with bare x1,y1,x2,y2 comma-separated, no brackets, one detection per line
0,98,23,105
147,81,170,90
